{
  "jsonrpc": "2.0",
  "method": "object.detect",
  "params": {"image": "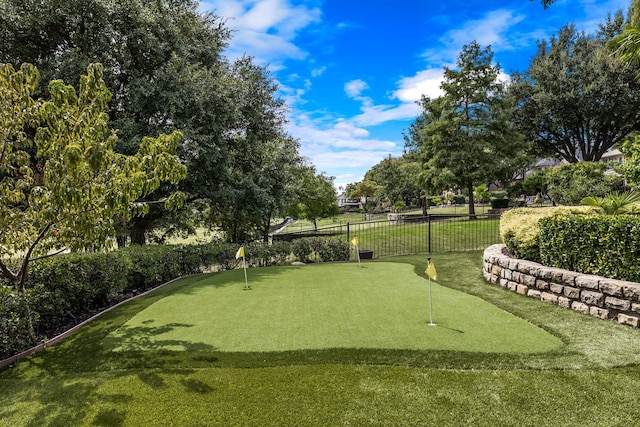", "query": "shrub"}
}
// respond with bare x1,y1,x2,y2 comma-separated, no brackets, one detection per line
539,214,640,282
489,191,509,209
291,238,314,263
490,199,510,209
500,207,590,262
291,237,349,263
0,287,35,359
547,162,623,206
